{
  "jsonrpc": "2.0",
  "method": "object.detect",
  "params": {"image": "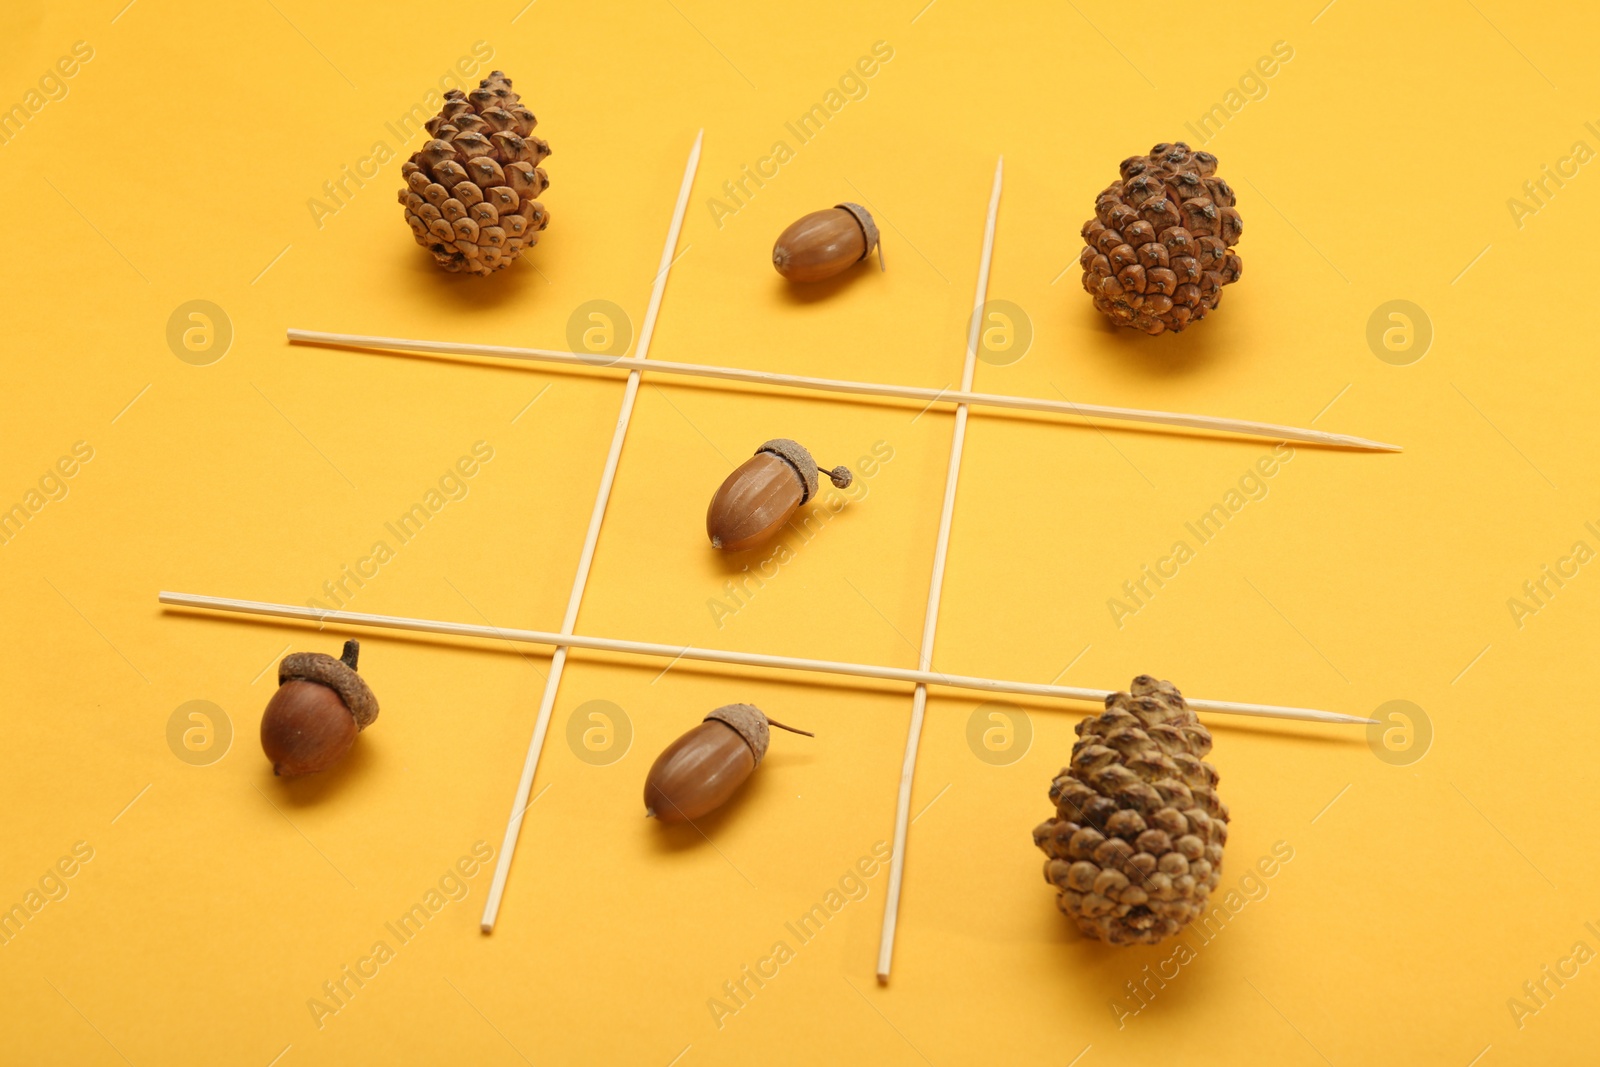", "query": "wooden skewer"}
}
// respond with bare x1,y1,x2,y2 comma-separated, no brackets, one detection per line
478,130,703,934
158,591,1376,726
878,159,1002,986
284,341,1400,453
